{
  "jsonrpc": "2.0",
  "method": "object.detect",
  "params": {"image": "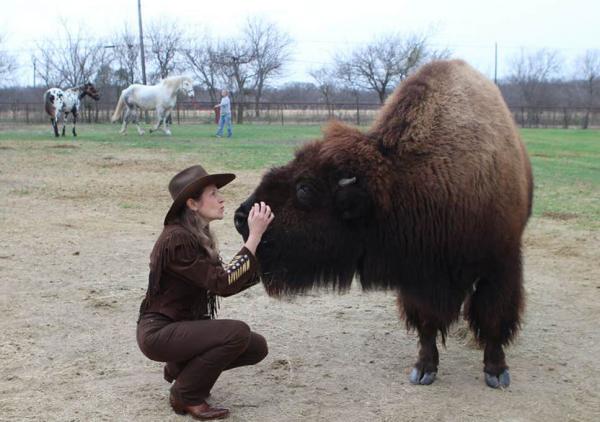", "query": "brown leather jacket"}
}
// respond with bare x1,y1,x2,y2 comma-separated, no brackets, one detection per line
138,224,260,322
